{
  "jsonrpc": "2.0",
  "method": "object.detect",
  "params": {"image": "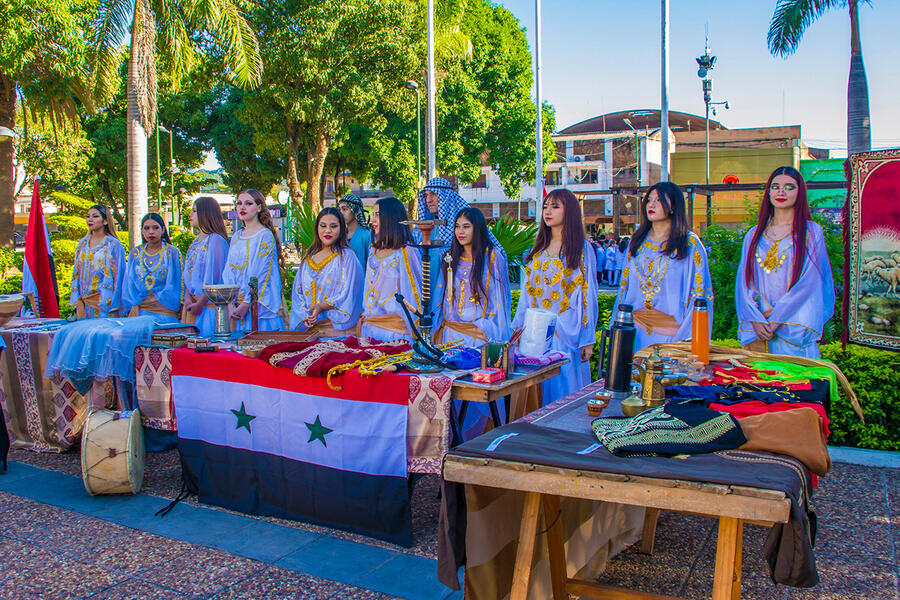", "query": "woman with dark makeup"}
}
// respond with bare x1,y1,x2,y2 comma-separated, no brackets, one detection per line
359,197,423,342
71,205,126,318
512,189,598,404
122,213,183,322
290,207,363,334
612,181,713,352
736,166,834,357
